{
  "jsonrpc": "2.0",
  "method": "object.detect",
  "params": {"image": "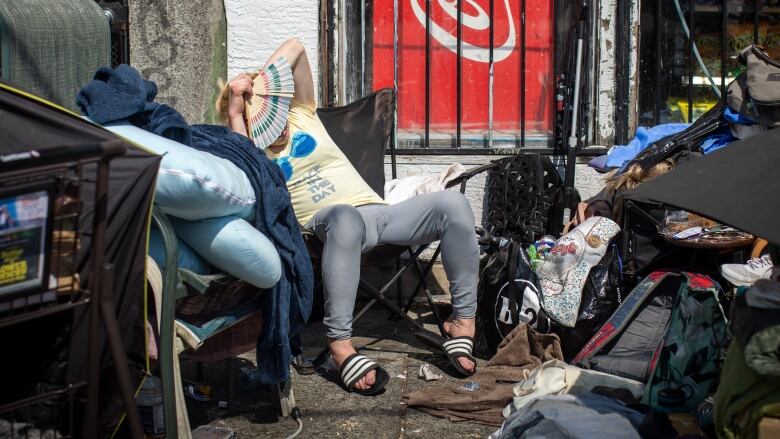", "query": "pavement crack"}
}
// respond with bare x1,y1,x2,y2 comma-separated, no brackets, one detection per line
398,354,409,439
